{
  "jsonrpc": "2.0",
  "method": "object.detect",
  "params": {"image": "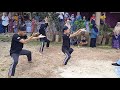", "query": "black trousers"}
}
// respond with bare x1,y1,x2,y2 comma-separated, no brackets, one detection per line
40,37,50,52
3,25,8,33
90,38,97,48
8,49,32,76
62,48,74,65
